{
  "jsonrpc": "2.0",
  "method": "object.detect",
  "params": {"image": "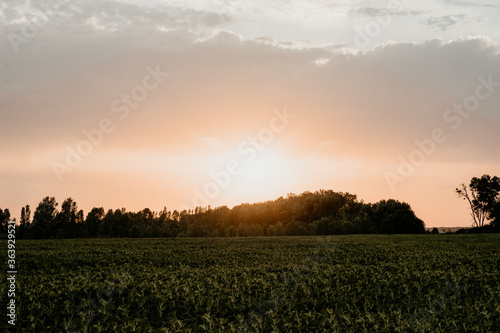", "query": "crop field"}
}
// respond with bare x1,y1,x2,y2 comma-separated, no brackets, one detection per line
2,235,500,332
